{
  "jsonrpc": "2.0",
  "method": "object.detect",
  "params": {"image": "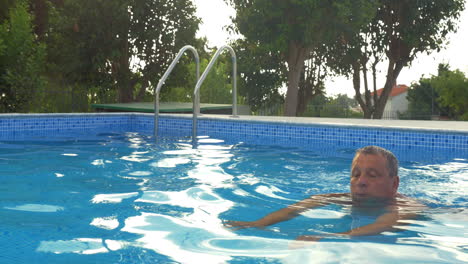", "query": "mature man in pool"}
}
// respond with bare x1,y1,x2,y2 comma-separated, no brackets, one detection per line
225,145,424,241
